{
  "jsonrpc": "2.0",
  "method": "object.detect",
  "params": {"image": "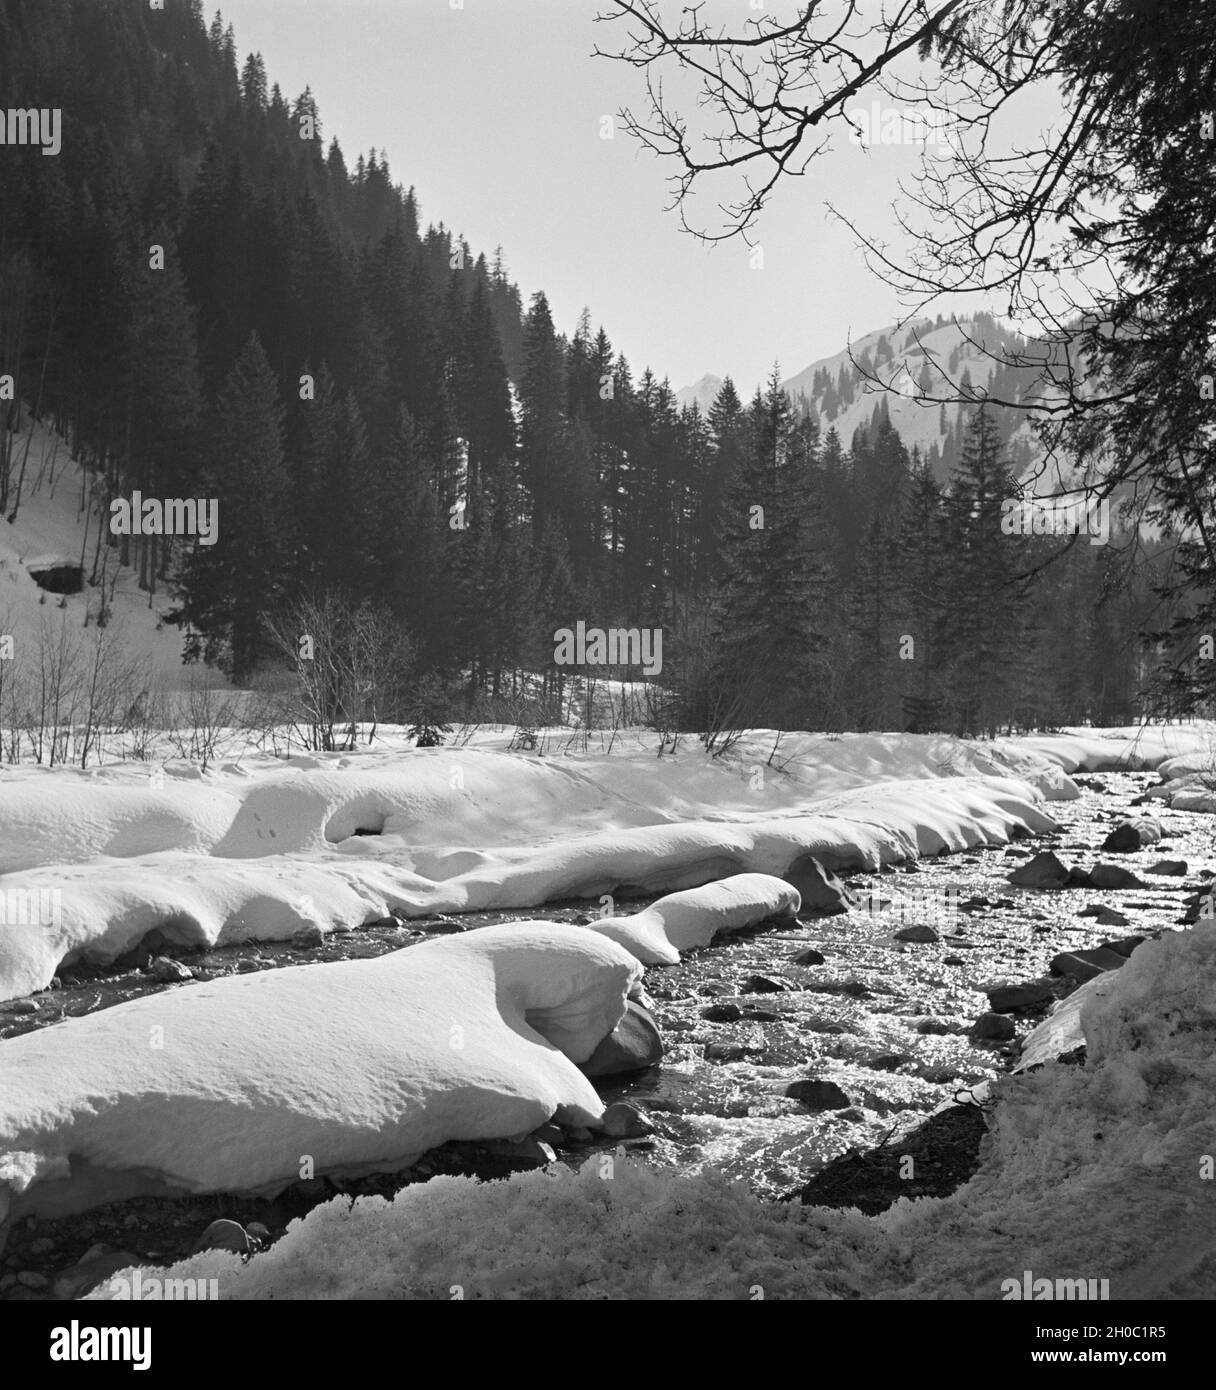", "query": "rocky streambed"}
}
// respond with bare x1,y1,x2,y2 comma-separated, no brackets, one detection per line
1,768,1212,1299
